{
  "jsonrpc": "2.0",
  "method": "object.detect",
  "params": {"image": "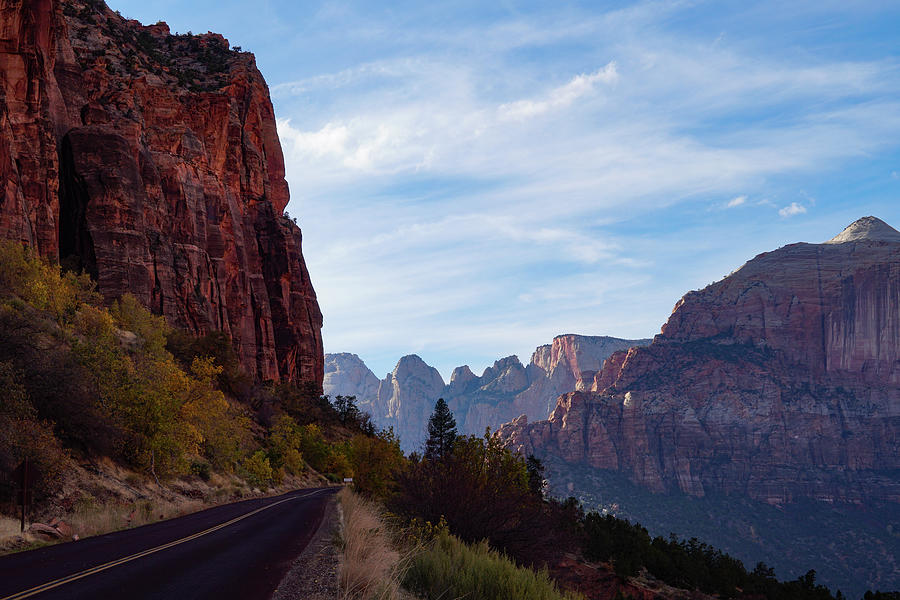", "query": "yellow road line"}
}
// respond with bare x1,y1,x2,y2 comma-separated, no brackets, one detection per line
1,489,324,600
